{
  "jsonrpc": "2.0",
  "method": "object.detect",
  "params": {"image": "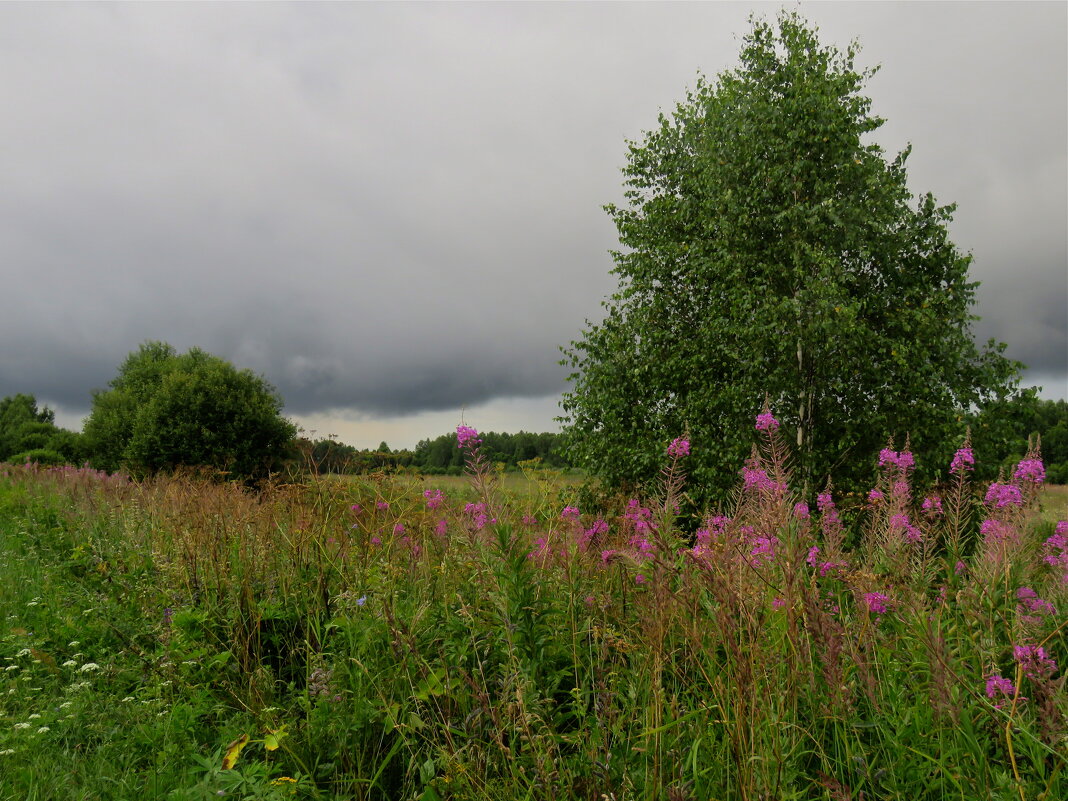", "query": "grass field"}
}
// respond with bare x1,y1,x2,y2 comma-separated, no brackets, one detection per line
0,433,1065,800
